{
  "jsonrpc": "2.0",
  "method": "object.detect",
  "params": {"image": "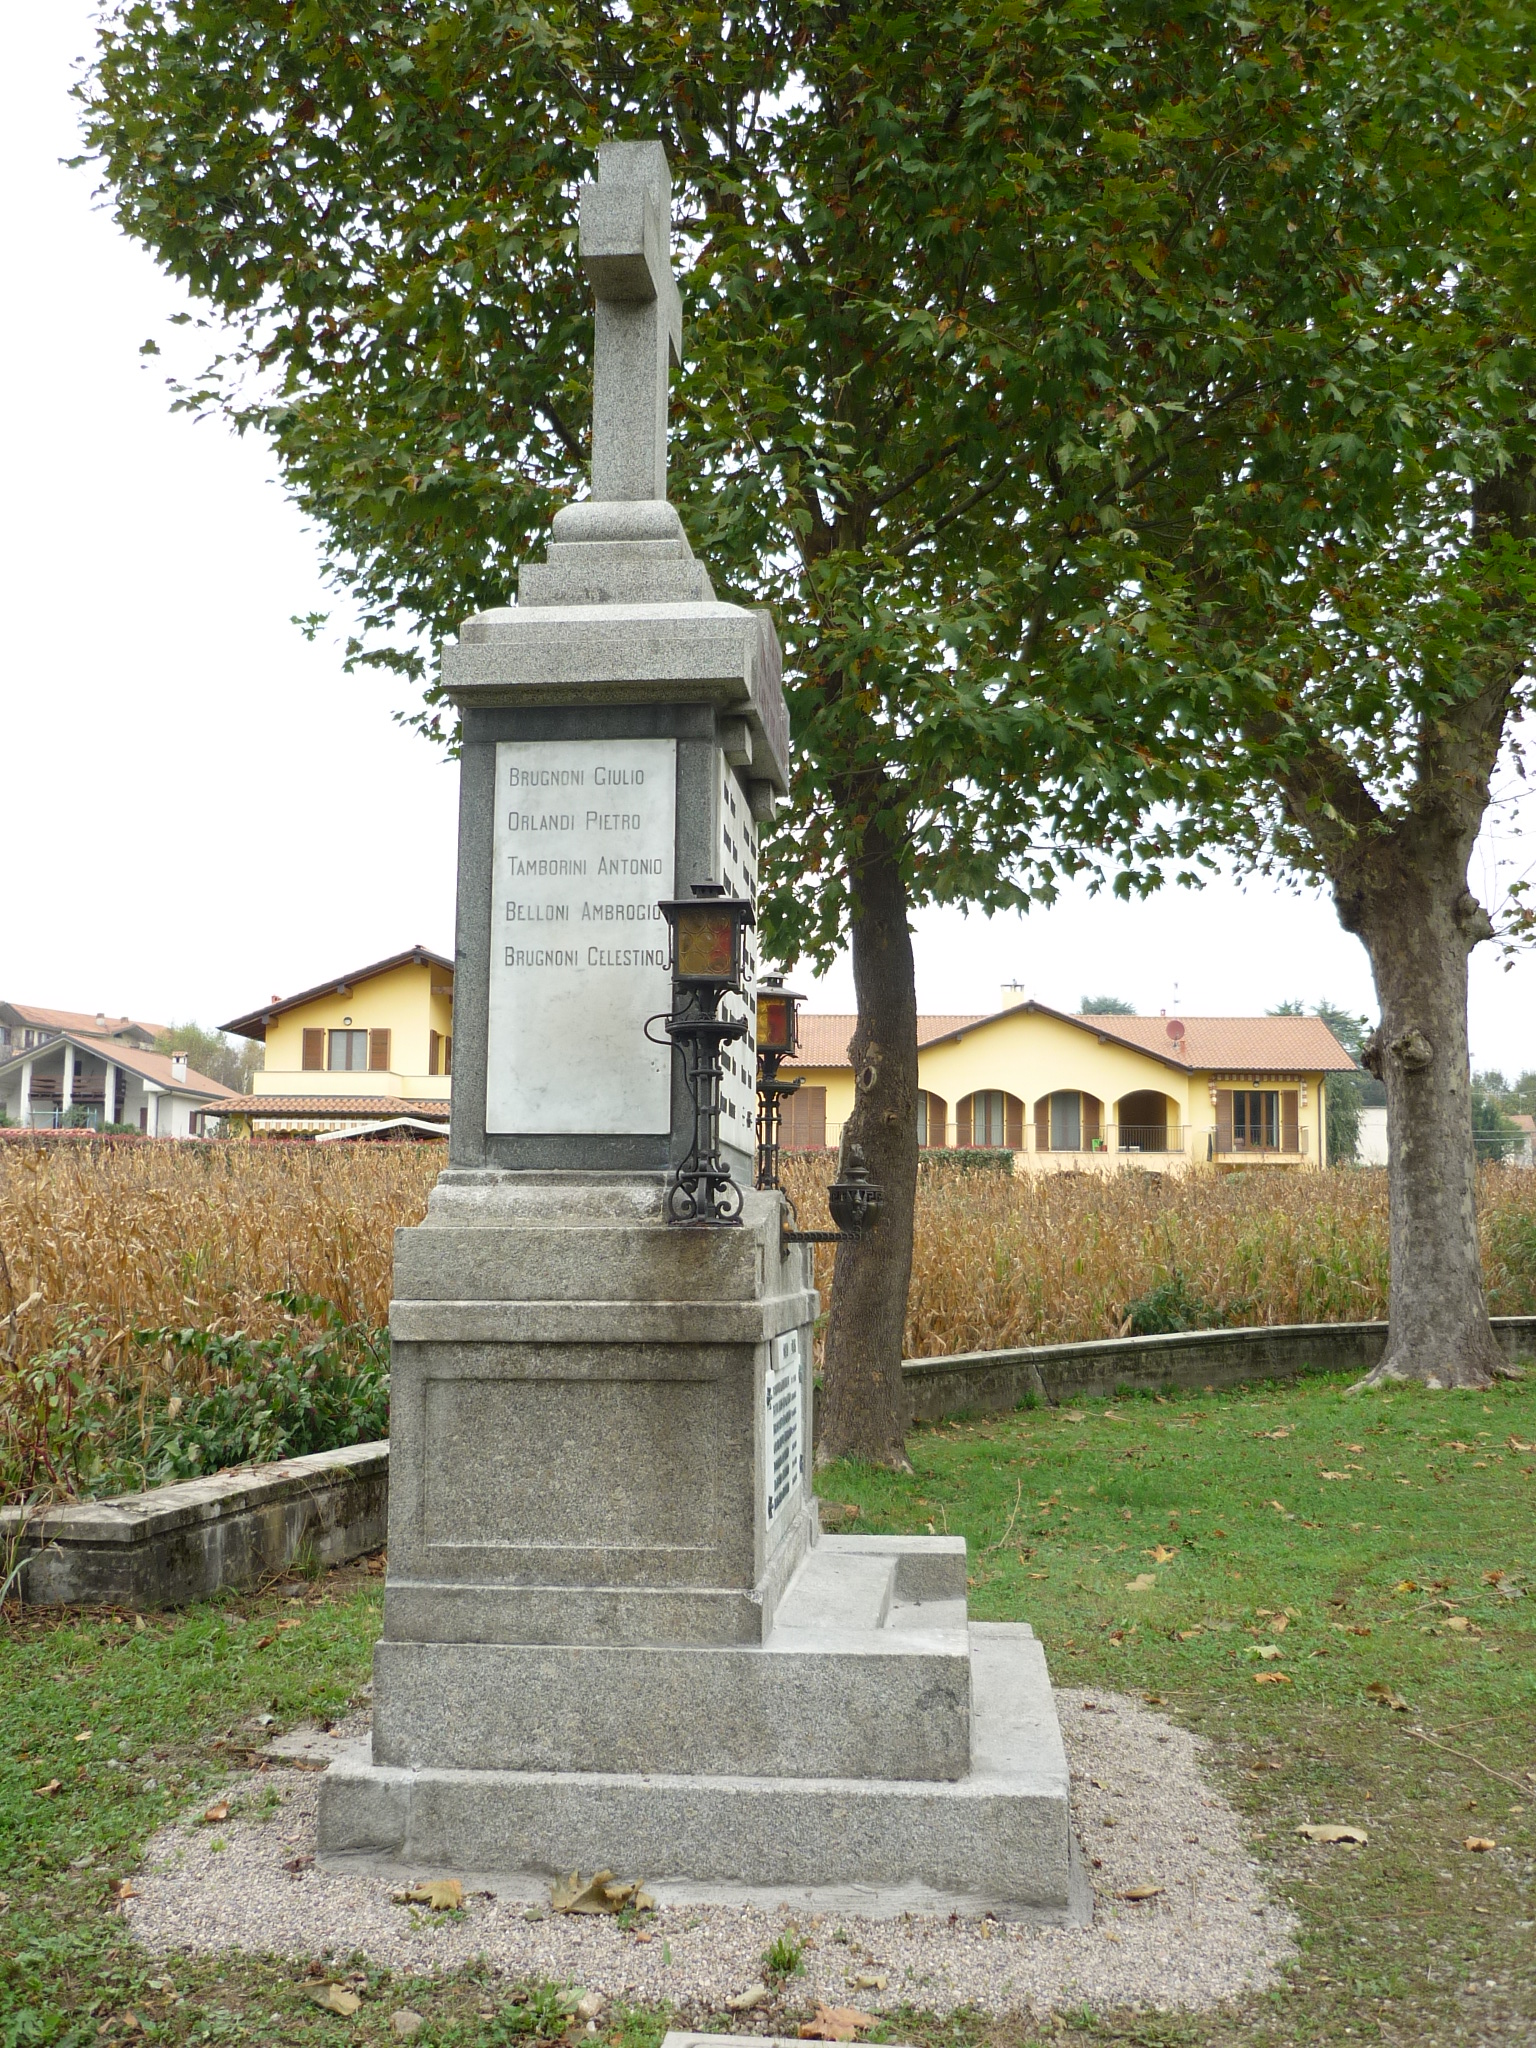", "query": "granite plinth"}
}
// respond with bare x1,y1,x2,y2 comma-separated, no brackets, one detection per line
318,1622,1078,1919
371,1539,972,1780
